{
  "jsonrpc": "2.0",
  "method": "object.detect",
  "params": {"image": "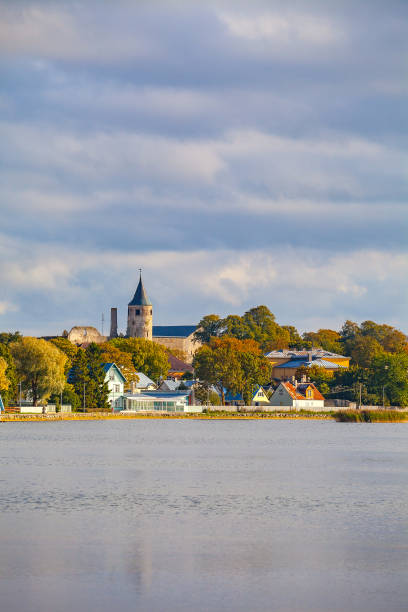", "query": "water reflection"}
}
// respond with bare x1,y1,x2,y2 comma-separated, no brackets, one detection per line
0,420,407,612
